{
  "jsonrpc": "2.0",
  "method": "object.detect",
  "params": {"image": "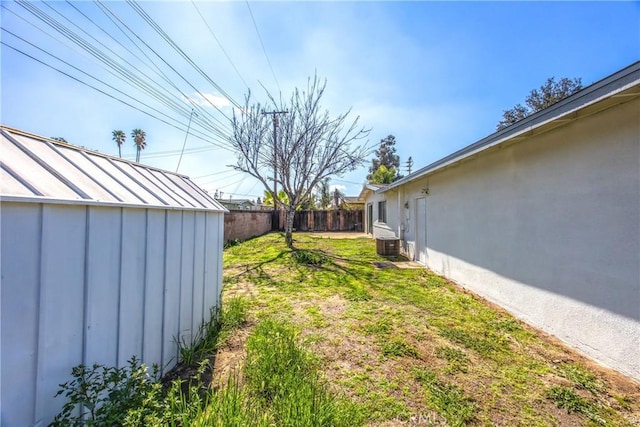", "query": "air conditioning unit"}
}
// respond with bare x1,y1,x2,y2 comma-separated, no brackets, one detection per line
376,237,399,256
